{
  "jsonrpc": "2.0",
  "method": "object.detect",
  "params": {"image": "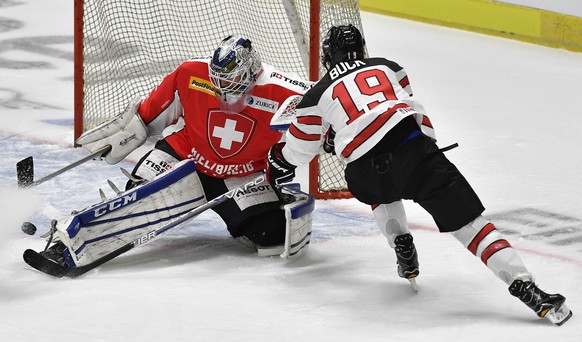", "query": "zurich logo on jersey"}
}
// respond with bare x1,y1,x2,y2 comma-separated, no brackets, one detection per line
245,95,278,113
